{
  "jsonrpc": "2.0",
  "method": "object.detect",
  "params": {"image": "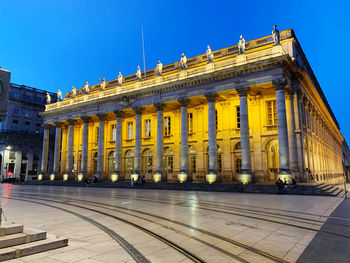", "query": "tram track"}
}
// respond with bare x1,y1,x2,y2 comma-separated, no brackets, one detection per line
7,193,289,263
